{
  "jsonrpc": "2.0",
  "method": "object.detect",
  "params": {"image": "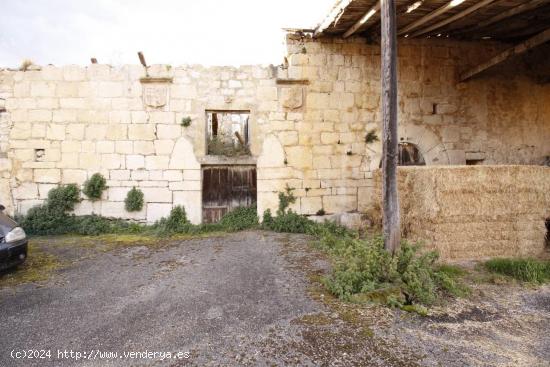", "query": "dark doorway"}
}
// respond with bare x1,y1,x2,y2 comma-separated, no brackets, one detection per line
202,165,257,223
